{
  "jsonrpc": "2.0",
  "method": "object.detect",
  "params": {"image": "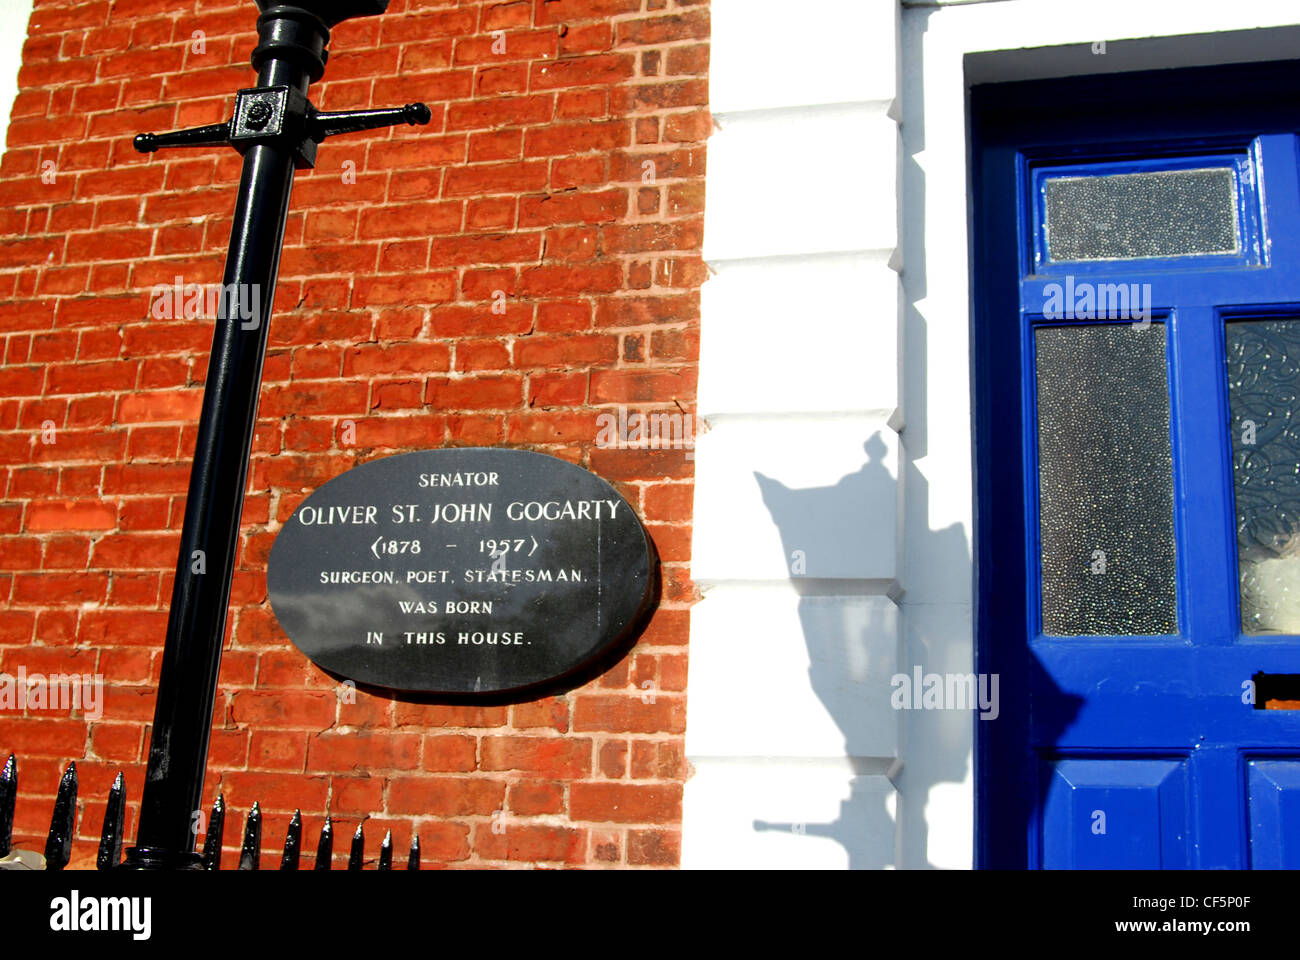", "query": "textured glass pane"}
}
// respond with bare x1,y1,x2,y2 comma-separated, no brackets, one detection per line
1035,324,1178,635
1225,320,1300,634
1044,168,1238,262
